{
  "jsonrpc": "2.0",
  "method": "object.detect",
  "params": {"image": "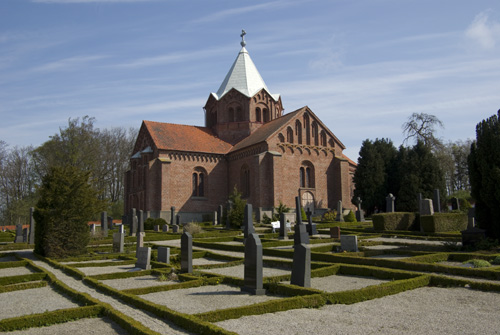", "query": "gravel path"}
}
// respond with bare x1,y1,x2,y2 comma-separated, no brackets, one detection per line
200,264,290,278
15,251,193,335
0,266,35,277
216,287,500,335
102,275,180,291
7,317,129,335
365,237,460,246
